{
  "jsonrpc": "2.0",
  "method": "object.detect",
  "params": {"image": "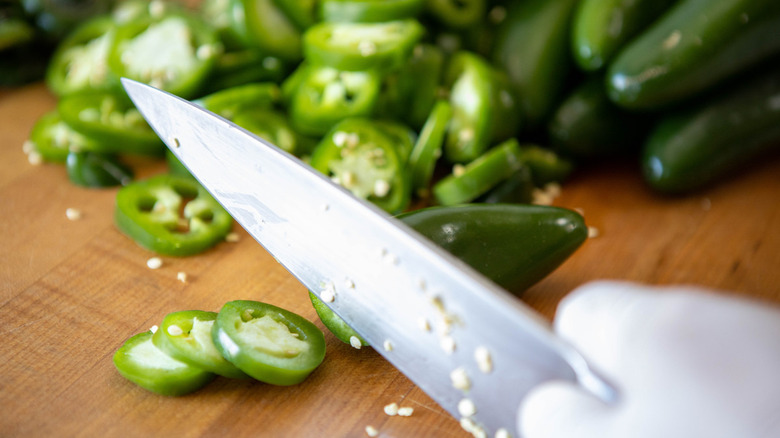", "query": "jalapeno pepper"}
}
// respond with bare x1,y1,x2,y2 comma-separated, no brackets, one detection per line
425,0,486,30
211,300,326,385
113,330,216,396
283,64,381,136
228,0,302,62
232,108,315,157
320,0,425,23
57,91,164,156
273,0,317,29
408,99,451,193
108,11,220,99
195,82,281,120
26,109,98,163
66,151,133,188
114,174,233,256
303,19,424,72
310,118,412,213
309,291,368,347
152,310,249,379
204,49,288,93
